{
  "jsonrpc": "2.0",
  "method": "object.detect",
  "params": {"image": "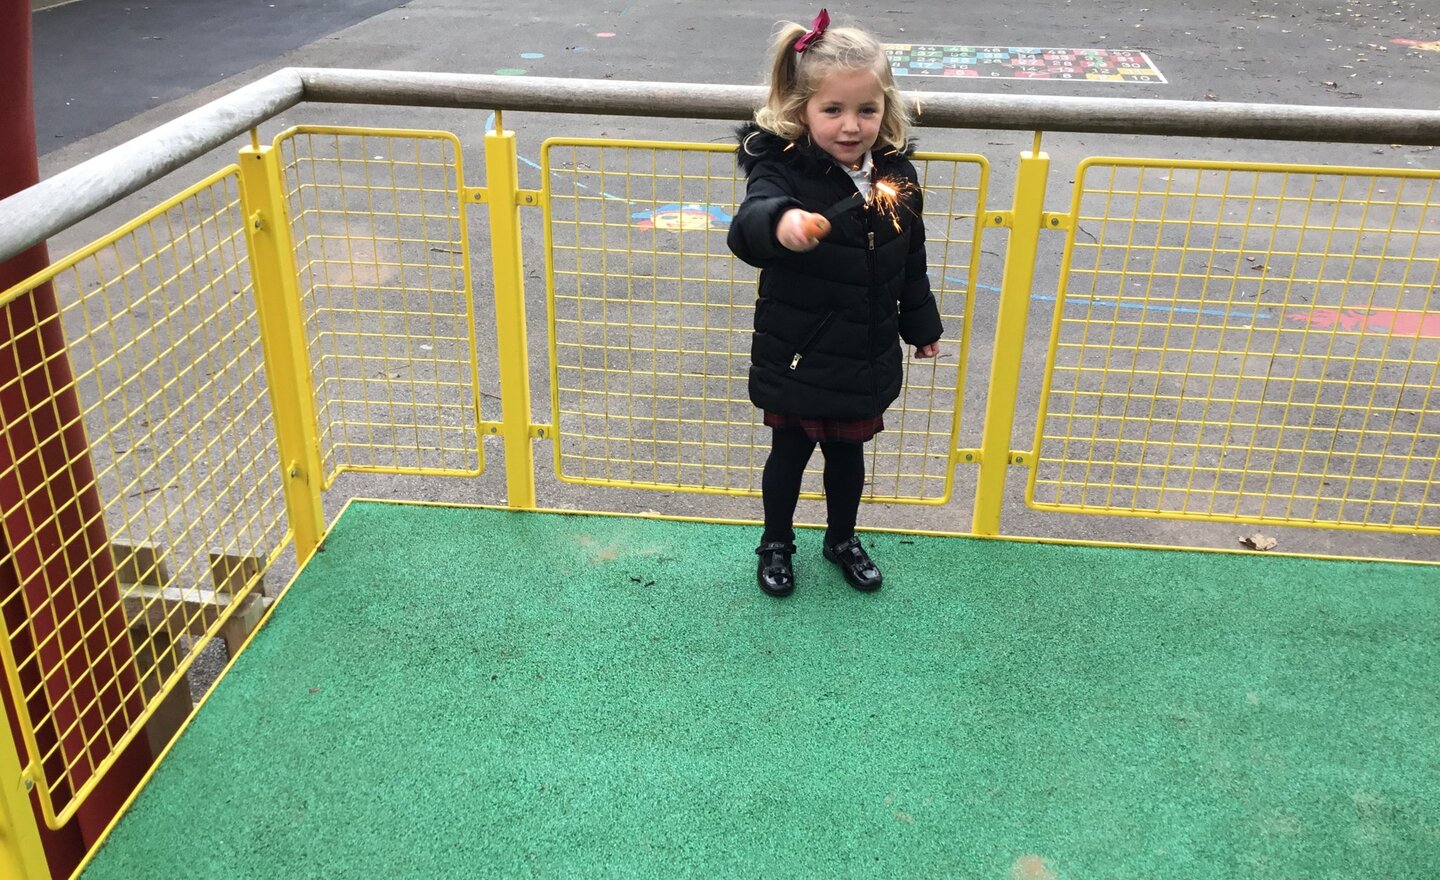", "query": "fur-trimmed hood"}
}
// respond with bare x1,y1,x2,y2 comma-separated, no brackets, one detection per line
734,121,916,175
